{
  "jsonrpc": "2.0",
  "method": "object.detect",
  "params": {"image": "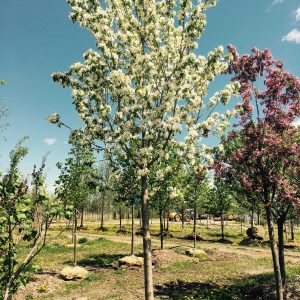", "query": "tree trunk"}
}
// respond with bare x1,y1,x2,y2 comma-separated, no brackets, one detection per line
100,198,105,228
131,202,135,255
221,212,225,242
141,175,154,300
159,208,164,250
193,204,197,249
119,207,122,230
139,208,142,226
291,219,295,241
257,208,260,226
277,219,286,289
166,210,169,232
251,207,254,228
181,202,184,230
80,206,84,228
240,219,243,234
265,206,283,300
206,215,209,229
73,209,78,267
71,216,75,243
